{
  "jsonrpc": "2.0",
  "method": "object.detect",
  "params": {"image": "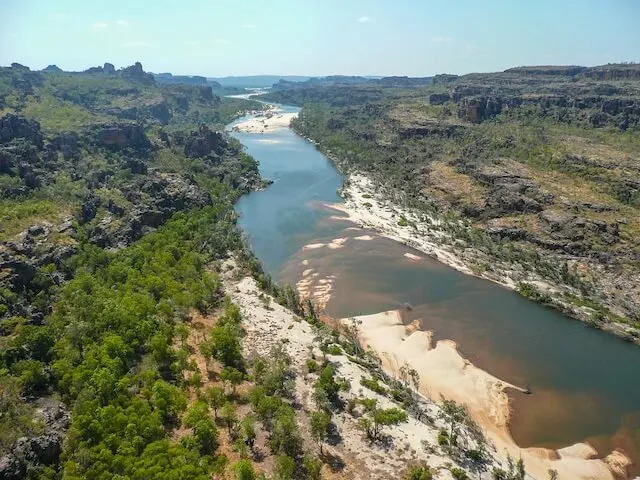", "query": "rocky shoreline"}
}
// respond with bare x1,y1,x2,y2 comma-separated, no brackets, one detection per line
289,115,640,346
334,171,640,345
